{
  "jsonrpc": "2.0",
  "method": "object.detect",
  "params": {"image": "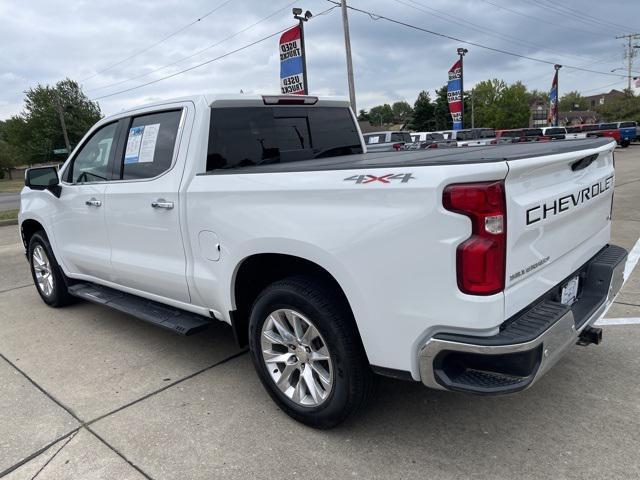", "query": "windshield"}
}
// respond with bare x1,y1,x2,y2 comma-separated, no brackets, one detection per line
545,128,565,135
620,121,637,128
480,129,496,138
390,132,413,143
206,107,363,171
523,129,543,137
500,130,522,138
